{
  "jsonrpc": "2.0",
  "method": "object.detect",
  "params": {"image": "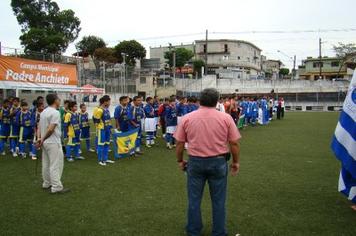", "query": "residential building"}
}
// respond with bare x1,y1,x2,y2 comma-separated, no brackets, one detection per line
149,43,195,69
298,56,355,80
262,59,283,80
195,39,262,76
